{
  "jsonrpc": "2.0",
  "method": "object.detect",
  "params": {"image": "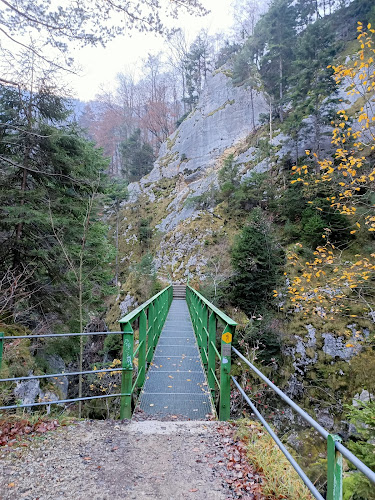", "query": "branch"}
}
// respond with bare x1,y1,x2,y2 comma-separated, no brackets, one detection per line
0,27,77,74
0,124,53,138
0,76,19,87
0,0,66,31
0,155,91,184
